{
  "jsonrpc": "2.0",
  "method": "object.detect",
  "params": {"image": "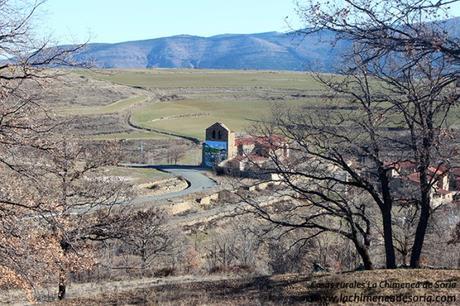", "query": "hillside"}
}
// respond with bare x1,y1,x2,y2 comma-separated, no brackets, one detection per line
72,31,349,72
68,17,460,71
46,269,459,305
